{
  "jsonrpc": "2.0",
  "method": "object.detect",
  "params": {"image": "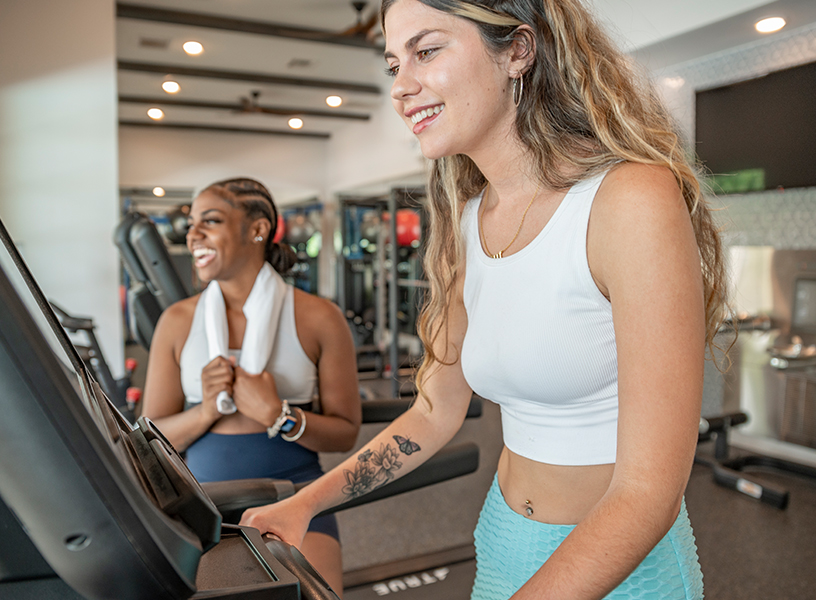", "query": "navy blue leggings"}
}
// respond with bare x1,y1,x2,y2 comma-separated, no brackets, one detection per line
186,431,340,541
